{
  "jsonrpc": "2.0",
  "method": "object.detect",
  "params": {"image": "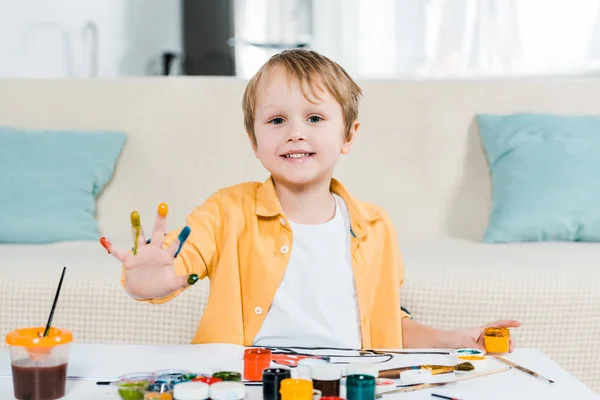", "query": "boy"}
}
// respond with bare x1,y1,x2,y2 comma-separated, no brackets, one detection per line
102,49,520,350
